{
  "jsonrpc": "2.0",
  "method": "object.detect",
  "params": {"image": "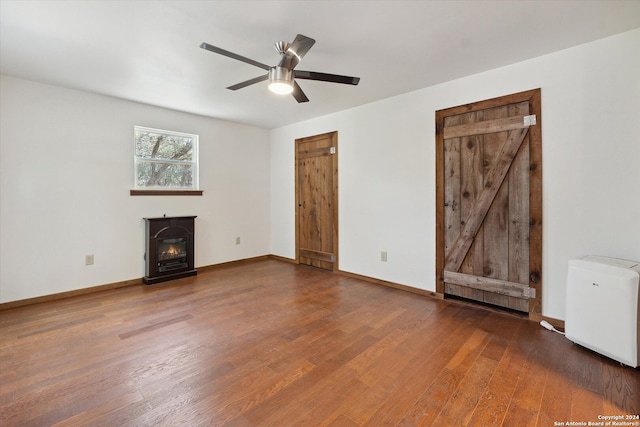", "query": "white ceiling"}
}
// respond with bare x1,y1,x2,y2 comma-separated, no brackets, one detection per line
1,1,639,129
